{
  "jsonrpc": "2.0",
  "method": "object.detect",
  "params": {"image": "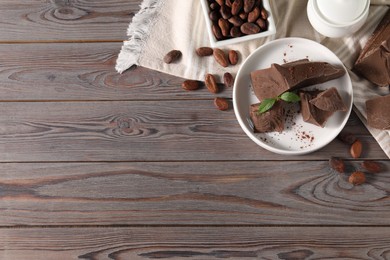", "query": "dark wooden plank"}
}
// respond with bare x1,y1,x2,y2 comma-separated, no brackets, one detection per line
0,43,231,101
0,101,386,162
0,161,388,225
0,0,140,42
1,226,390,259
